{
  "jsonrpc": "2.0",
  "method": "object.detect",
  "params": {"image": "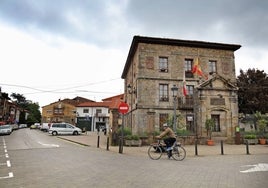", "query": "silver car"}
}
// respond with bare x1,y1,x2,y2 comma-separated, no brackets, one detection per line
48,123,82,136
0,125,12,135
